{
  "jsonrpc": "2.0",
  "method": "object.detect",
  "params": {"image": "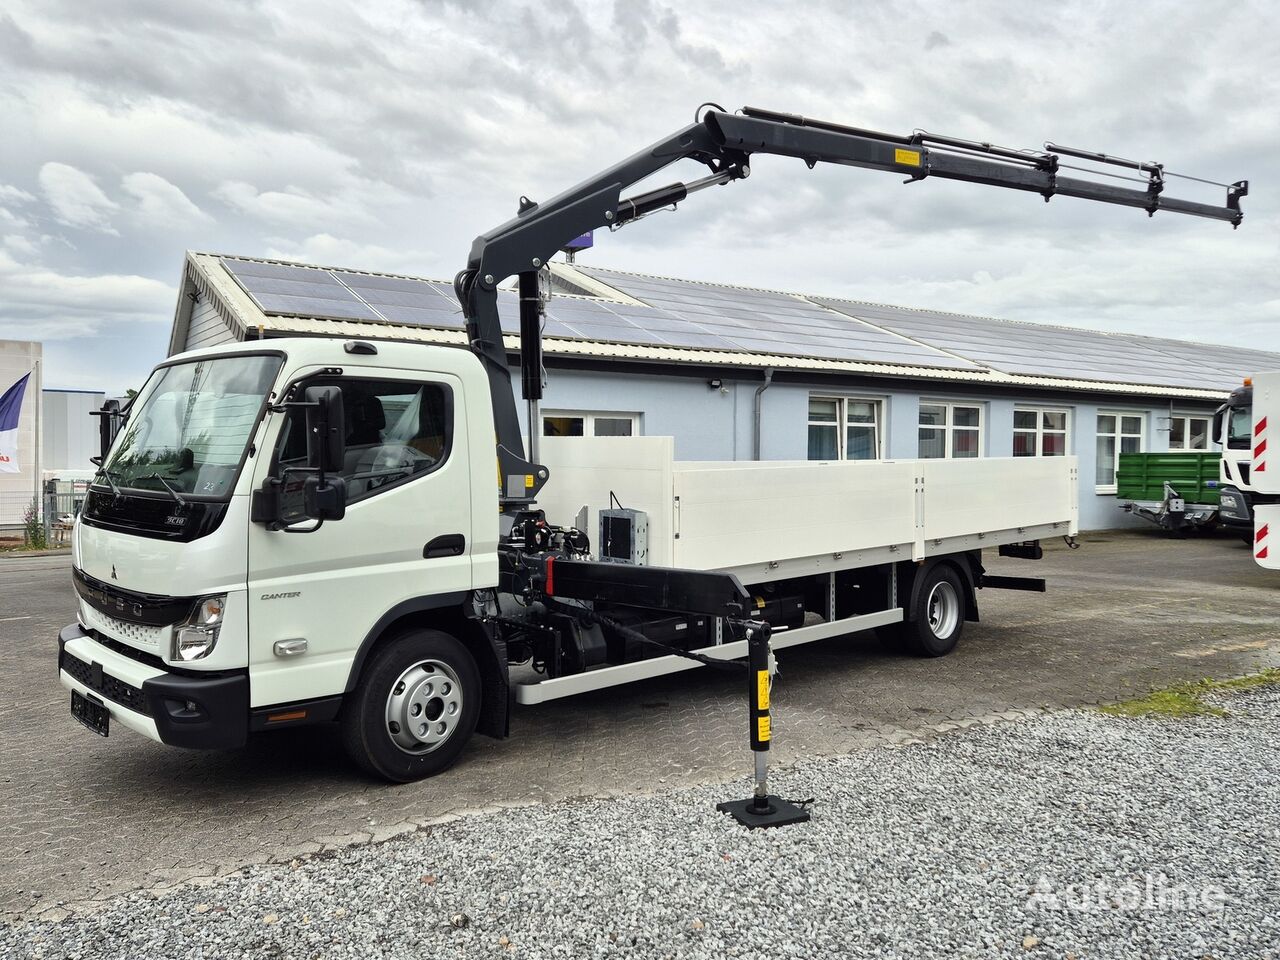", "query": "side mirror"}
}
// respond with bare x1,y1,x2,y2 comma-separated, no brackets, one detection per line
1211,409,1224,447
305,386,345,473
304,474,346,521
92,398,122,463
250,384,348,531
